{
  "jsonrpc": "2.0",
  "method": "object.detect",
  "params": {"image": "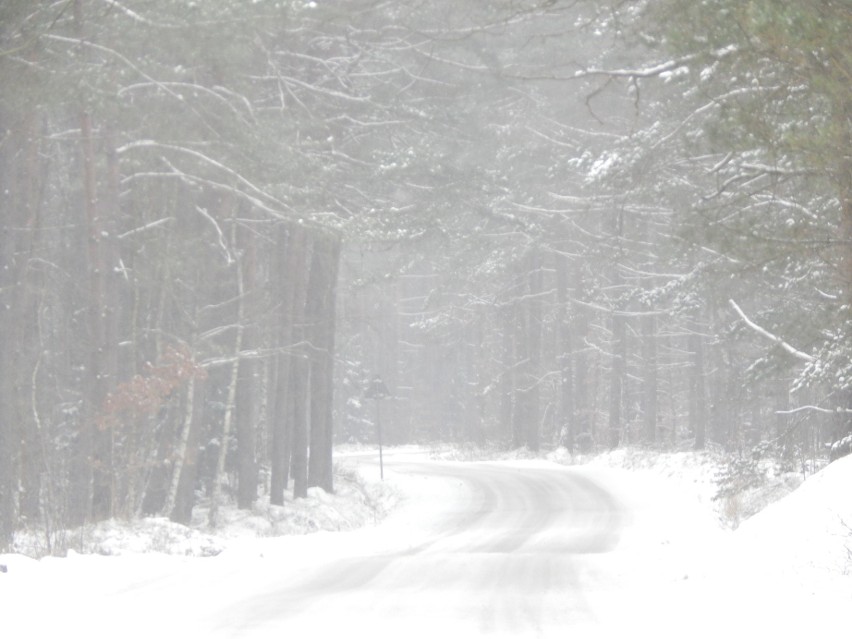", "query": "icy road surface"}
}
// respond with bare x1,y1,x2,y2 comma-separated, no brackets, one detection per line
208,459,629,637
1,451,745,638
